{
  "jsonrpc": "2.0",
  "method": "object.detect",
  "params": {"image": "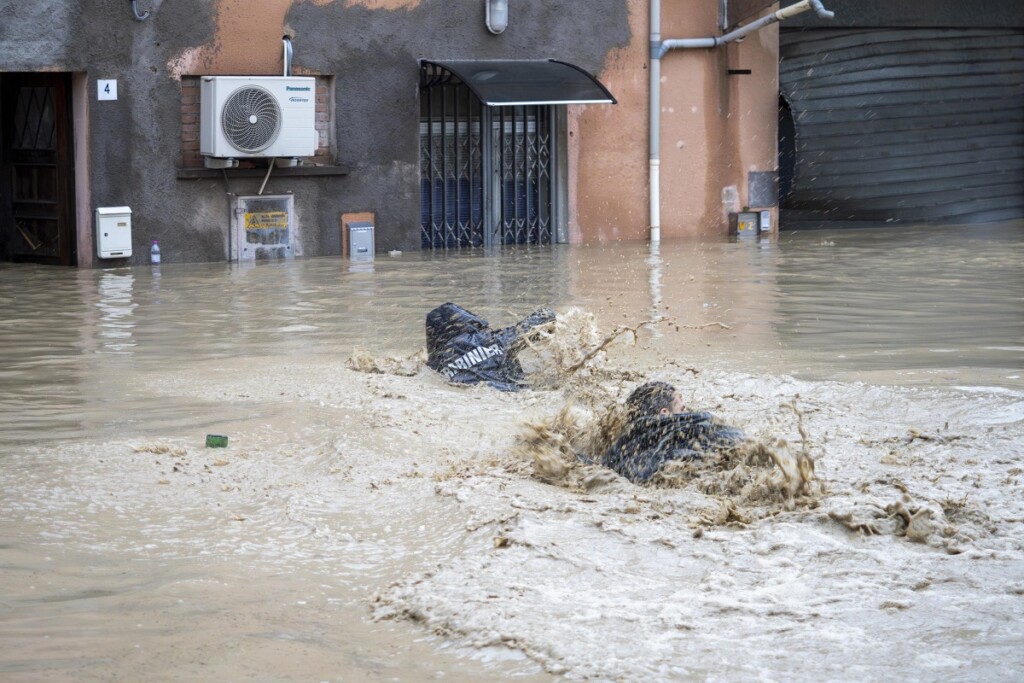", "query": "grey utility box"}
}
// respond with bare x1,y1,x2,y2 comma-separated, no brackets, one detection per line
347,221,375,262
729,211,759,239
96,206,133,259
